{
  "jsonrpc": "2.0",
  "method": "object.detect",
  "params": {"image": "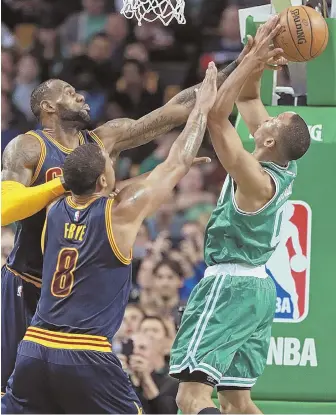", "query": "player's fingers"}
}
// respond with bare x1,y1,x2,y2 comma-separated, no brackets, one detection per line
246,35,254,50
265,15,280,32
193,157,211,165
268,24,283,40
205,61,217,83
259,15,279,39
267,47,284,59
